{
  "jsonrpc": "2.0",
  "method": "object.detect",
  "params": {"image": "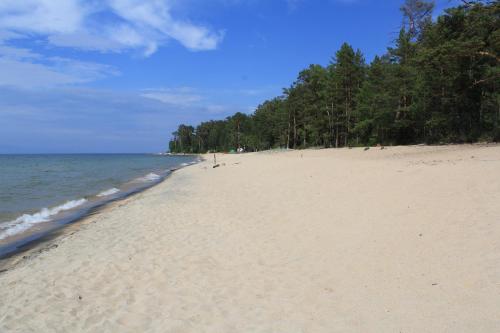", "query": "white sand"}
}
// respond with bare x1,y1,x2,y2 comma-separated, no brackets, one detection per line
1,145,499,332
